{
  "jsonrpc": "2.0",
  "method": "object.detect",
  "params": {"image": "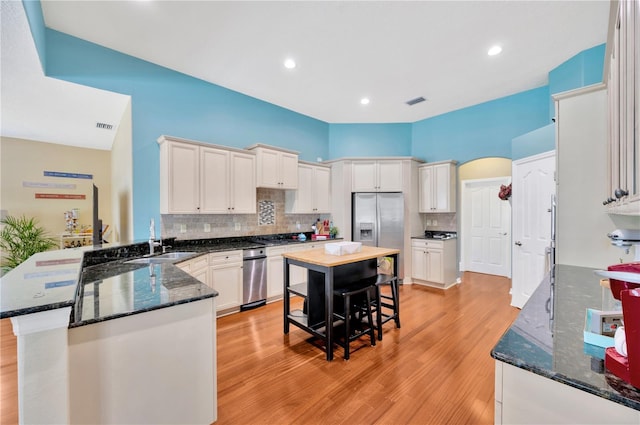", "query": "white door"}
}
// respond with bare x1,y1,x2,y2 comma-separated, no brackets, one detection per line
511,151,556,308
461,177,511,277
